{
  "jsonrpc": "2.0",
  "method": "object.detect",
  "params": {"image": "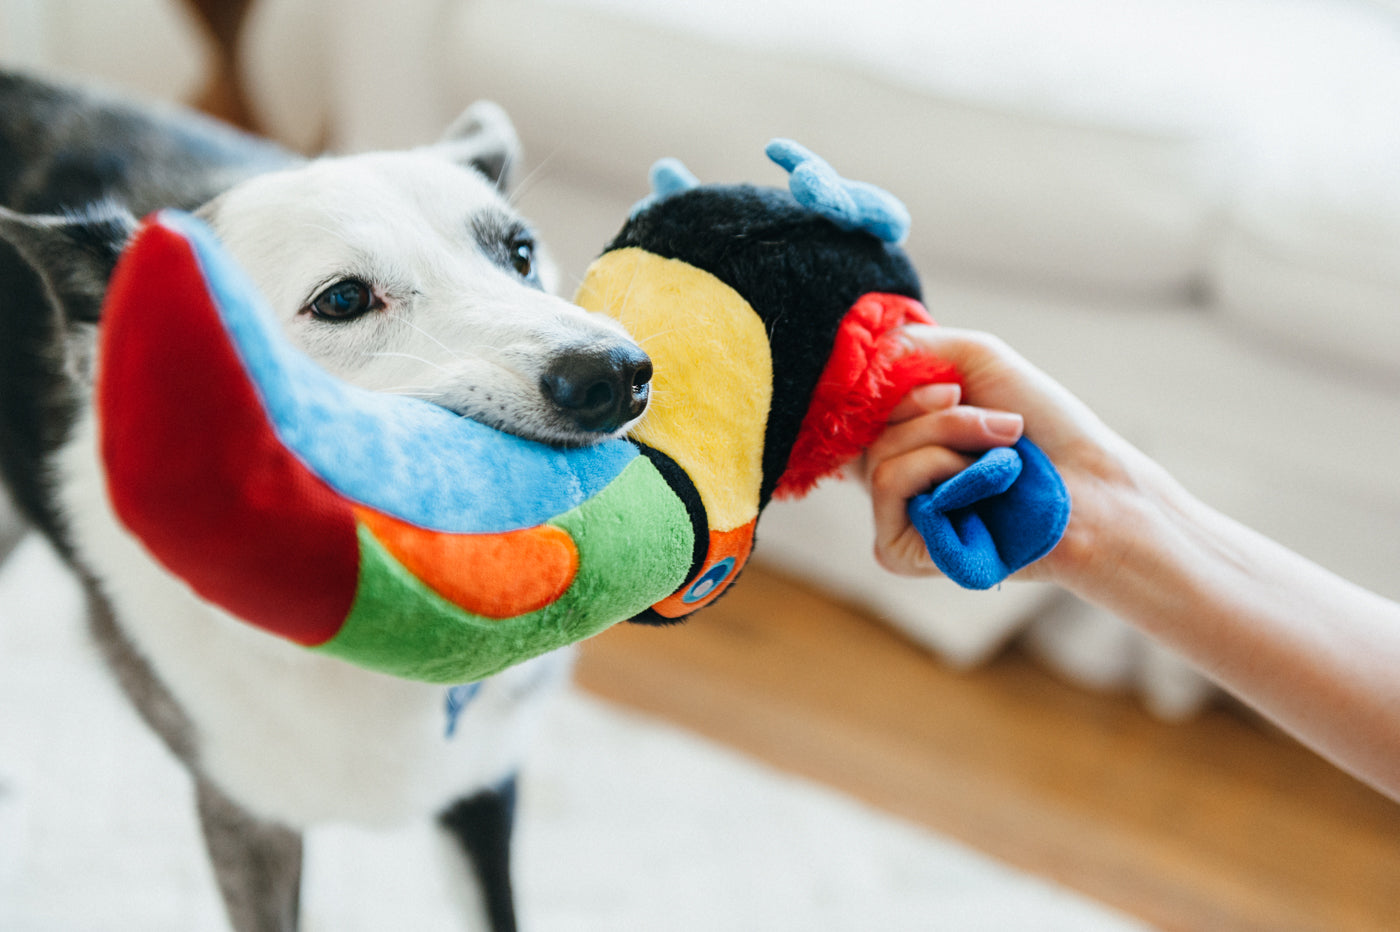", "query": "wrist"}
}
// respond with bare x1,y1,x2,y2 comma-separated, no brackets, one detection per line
1076,446,1254,654
1045,436,1195,613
